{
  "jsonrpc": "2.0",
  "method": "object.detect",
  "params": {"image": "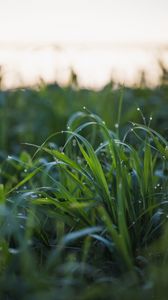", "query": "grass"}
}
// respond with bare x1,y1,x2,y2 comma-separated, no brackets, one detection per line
0,97,168,299
0,79,168,156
